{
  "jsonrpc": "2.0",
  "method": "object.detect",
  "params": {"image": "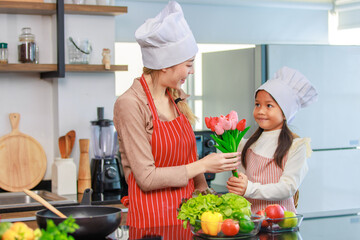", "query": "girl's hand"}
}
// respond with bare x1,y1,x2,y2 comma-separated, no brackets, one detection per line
226,172,248,196
199,152,241,173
